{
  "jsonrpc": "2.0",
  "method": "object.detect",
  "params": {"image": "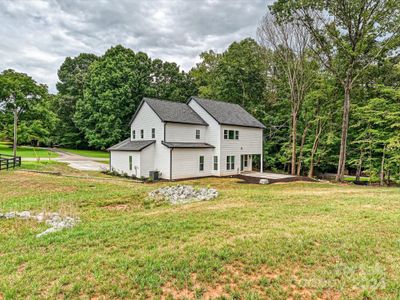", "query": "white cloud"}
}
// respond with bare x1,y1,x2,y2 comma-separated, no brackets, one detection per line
0,0,271,92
